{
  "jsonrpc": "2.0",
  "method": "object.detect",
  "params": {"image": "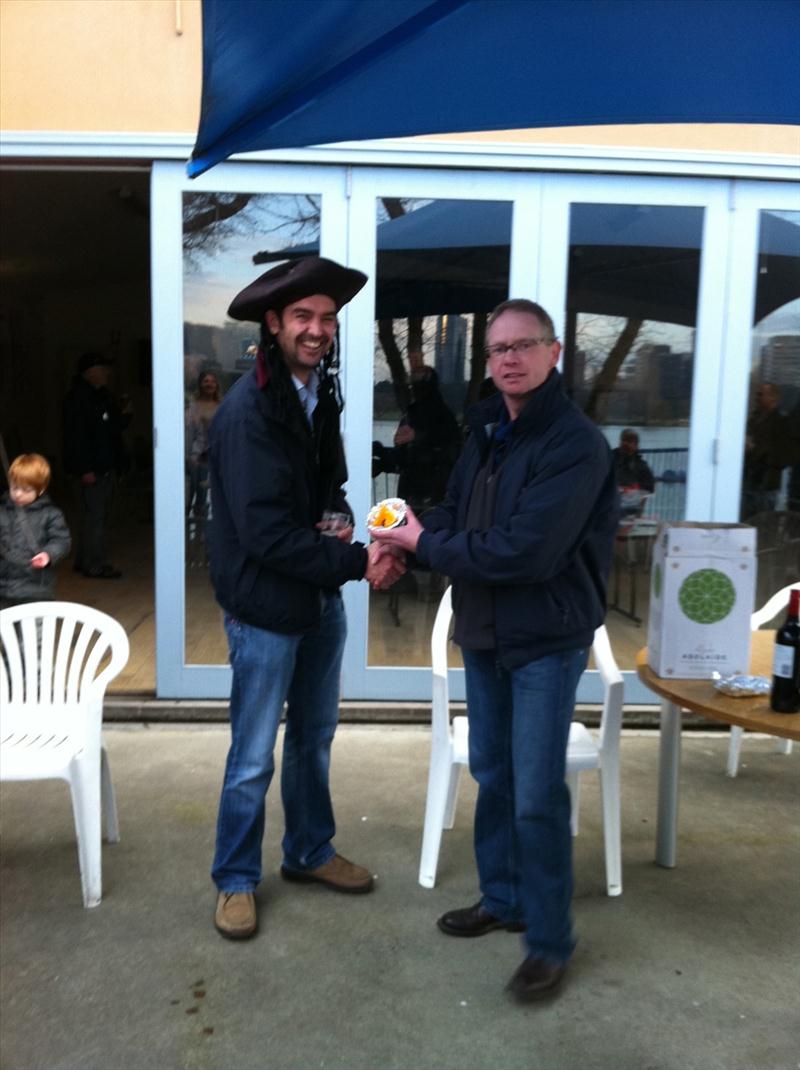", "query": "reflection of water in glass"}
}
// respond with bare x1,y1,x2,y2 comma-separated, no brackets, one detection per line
374,418,688,520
